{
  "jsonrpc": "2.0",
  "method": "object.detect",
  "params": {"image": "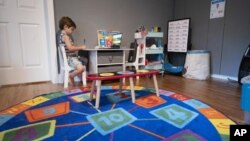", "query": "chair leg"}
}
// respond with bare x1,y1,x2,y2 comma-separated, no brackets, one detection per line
153,74,159,97
95,80,102,109
135,65,140,80
64,71,69,88
82,71,87,87
129,77,135,103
